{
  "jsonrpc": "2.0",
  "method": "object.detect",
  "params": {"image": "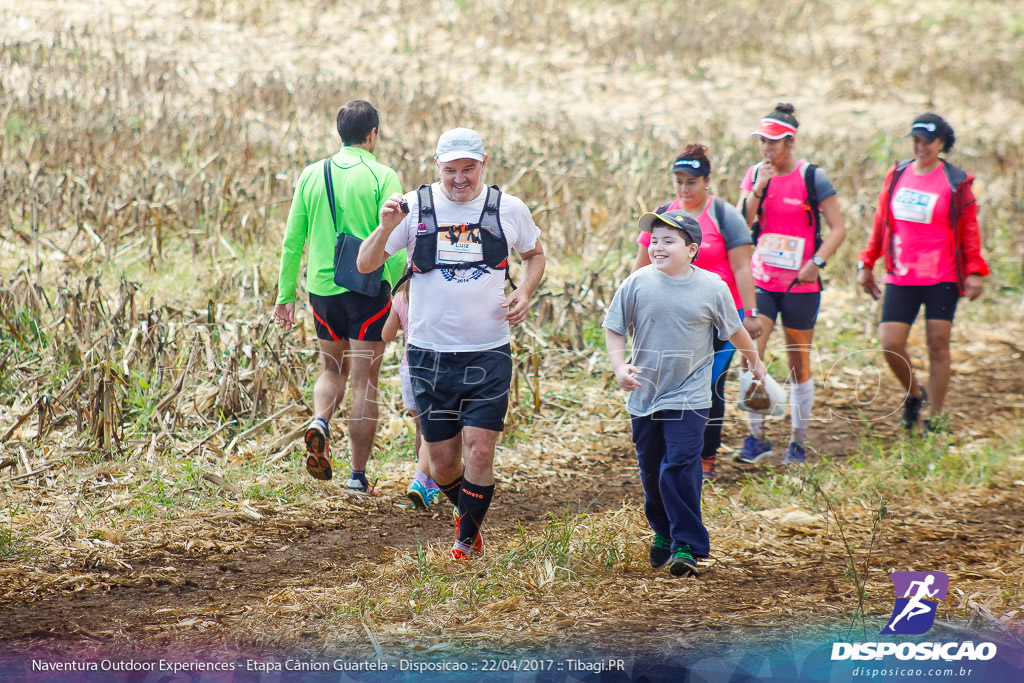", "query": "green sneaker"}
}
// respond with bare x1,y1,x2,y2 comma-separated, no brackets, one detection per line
649,534,671,568
670,545,698,577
